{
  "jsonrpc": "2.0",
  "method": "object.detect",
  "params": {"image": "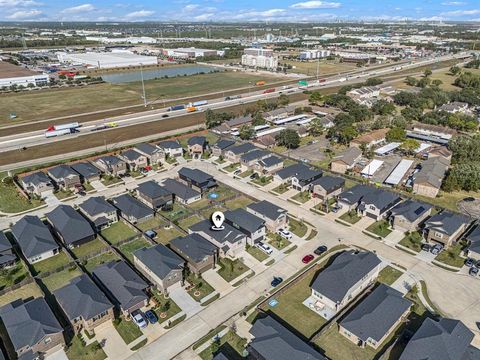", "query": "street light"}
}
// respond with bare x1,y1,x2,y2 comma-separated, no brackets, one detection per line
140,63,147,107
